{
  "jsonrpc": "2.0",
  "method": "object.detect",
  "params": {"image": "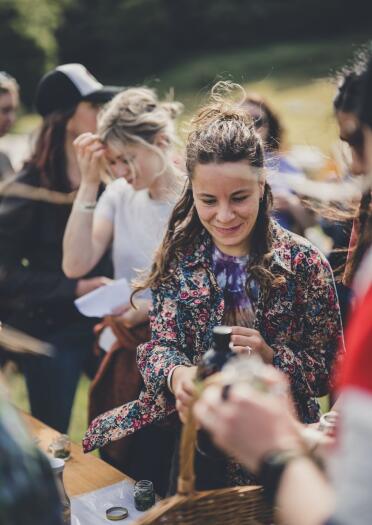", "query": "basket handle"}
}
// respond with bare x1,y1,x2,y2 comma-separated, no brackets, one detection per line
177,399,197,496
